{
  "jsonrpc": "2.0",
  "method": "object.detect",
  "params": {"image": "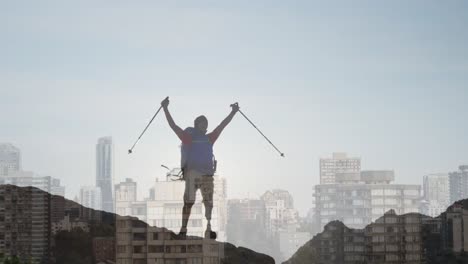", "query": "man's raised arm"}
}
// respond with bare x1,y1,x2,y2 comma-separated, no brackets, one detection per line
209,103,239,142
161,97,185,140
